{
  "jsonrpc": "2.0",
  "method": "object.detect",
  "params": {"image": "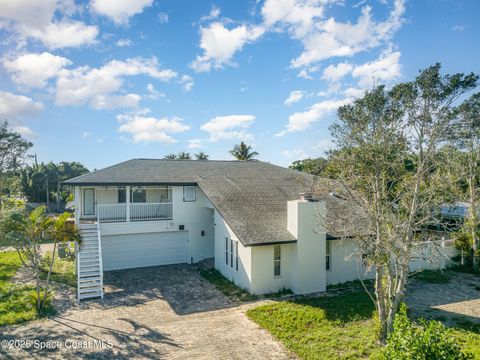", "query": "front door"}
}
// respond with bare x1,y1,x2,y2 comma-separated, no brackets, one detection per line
83,188,95,216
